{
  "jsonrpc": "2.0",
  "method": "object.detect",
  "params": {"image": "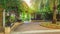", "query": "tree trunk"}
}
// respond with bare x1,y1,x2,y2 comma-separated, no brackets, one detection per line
0,7,4,32
52,0,57,24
